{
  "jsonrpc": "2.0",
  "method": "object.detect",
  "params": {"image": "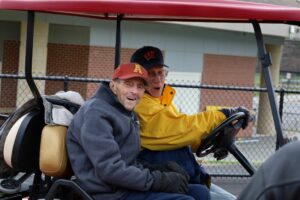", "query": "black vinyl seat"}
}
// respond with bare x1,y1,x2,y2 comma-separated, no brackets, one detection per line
4,109,44,172
0,101,45,195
